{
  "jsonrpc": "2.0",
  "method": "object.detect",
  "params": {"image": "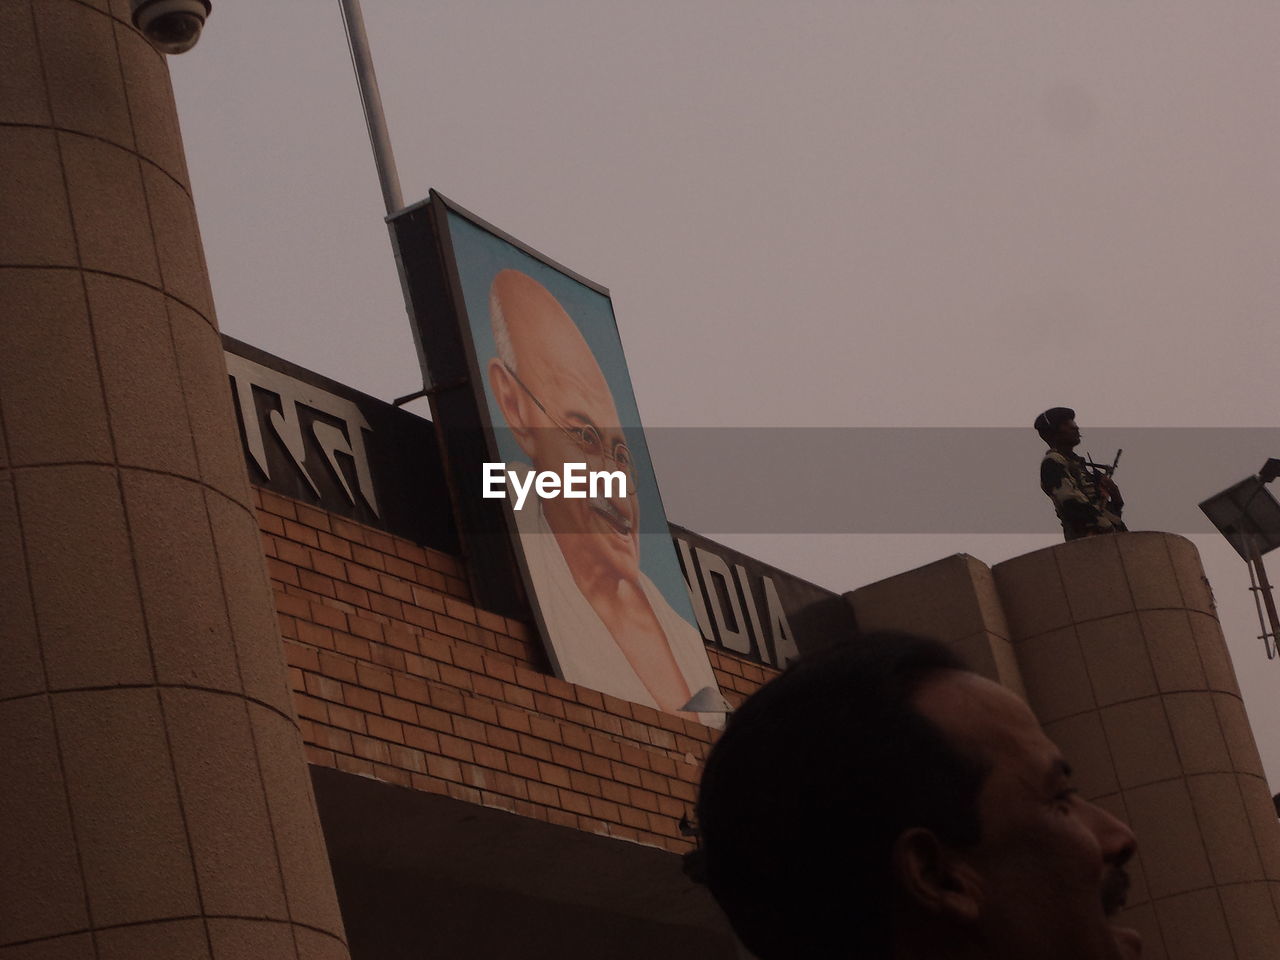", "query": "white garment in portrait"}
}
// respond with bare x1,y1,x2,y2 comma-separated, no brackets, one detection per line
514,499,722,727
